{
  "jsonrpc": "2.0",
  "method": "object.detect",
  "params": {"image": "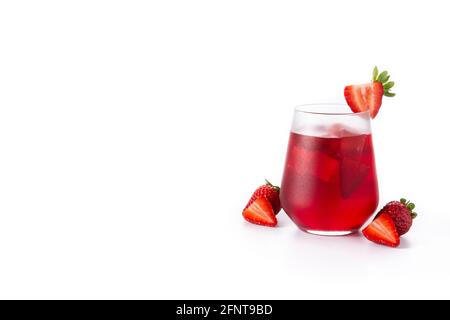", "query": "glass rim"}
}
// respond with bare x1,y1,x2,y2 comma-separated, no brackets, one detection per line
294,103,370,116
